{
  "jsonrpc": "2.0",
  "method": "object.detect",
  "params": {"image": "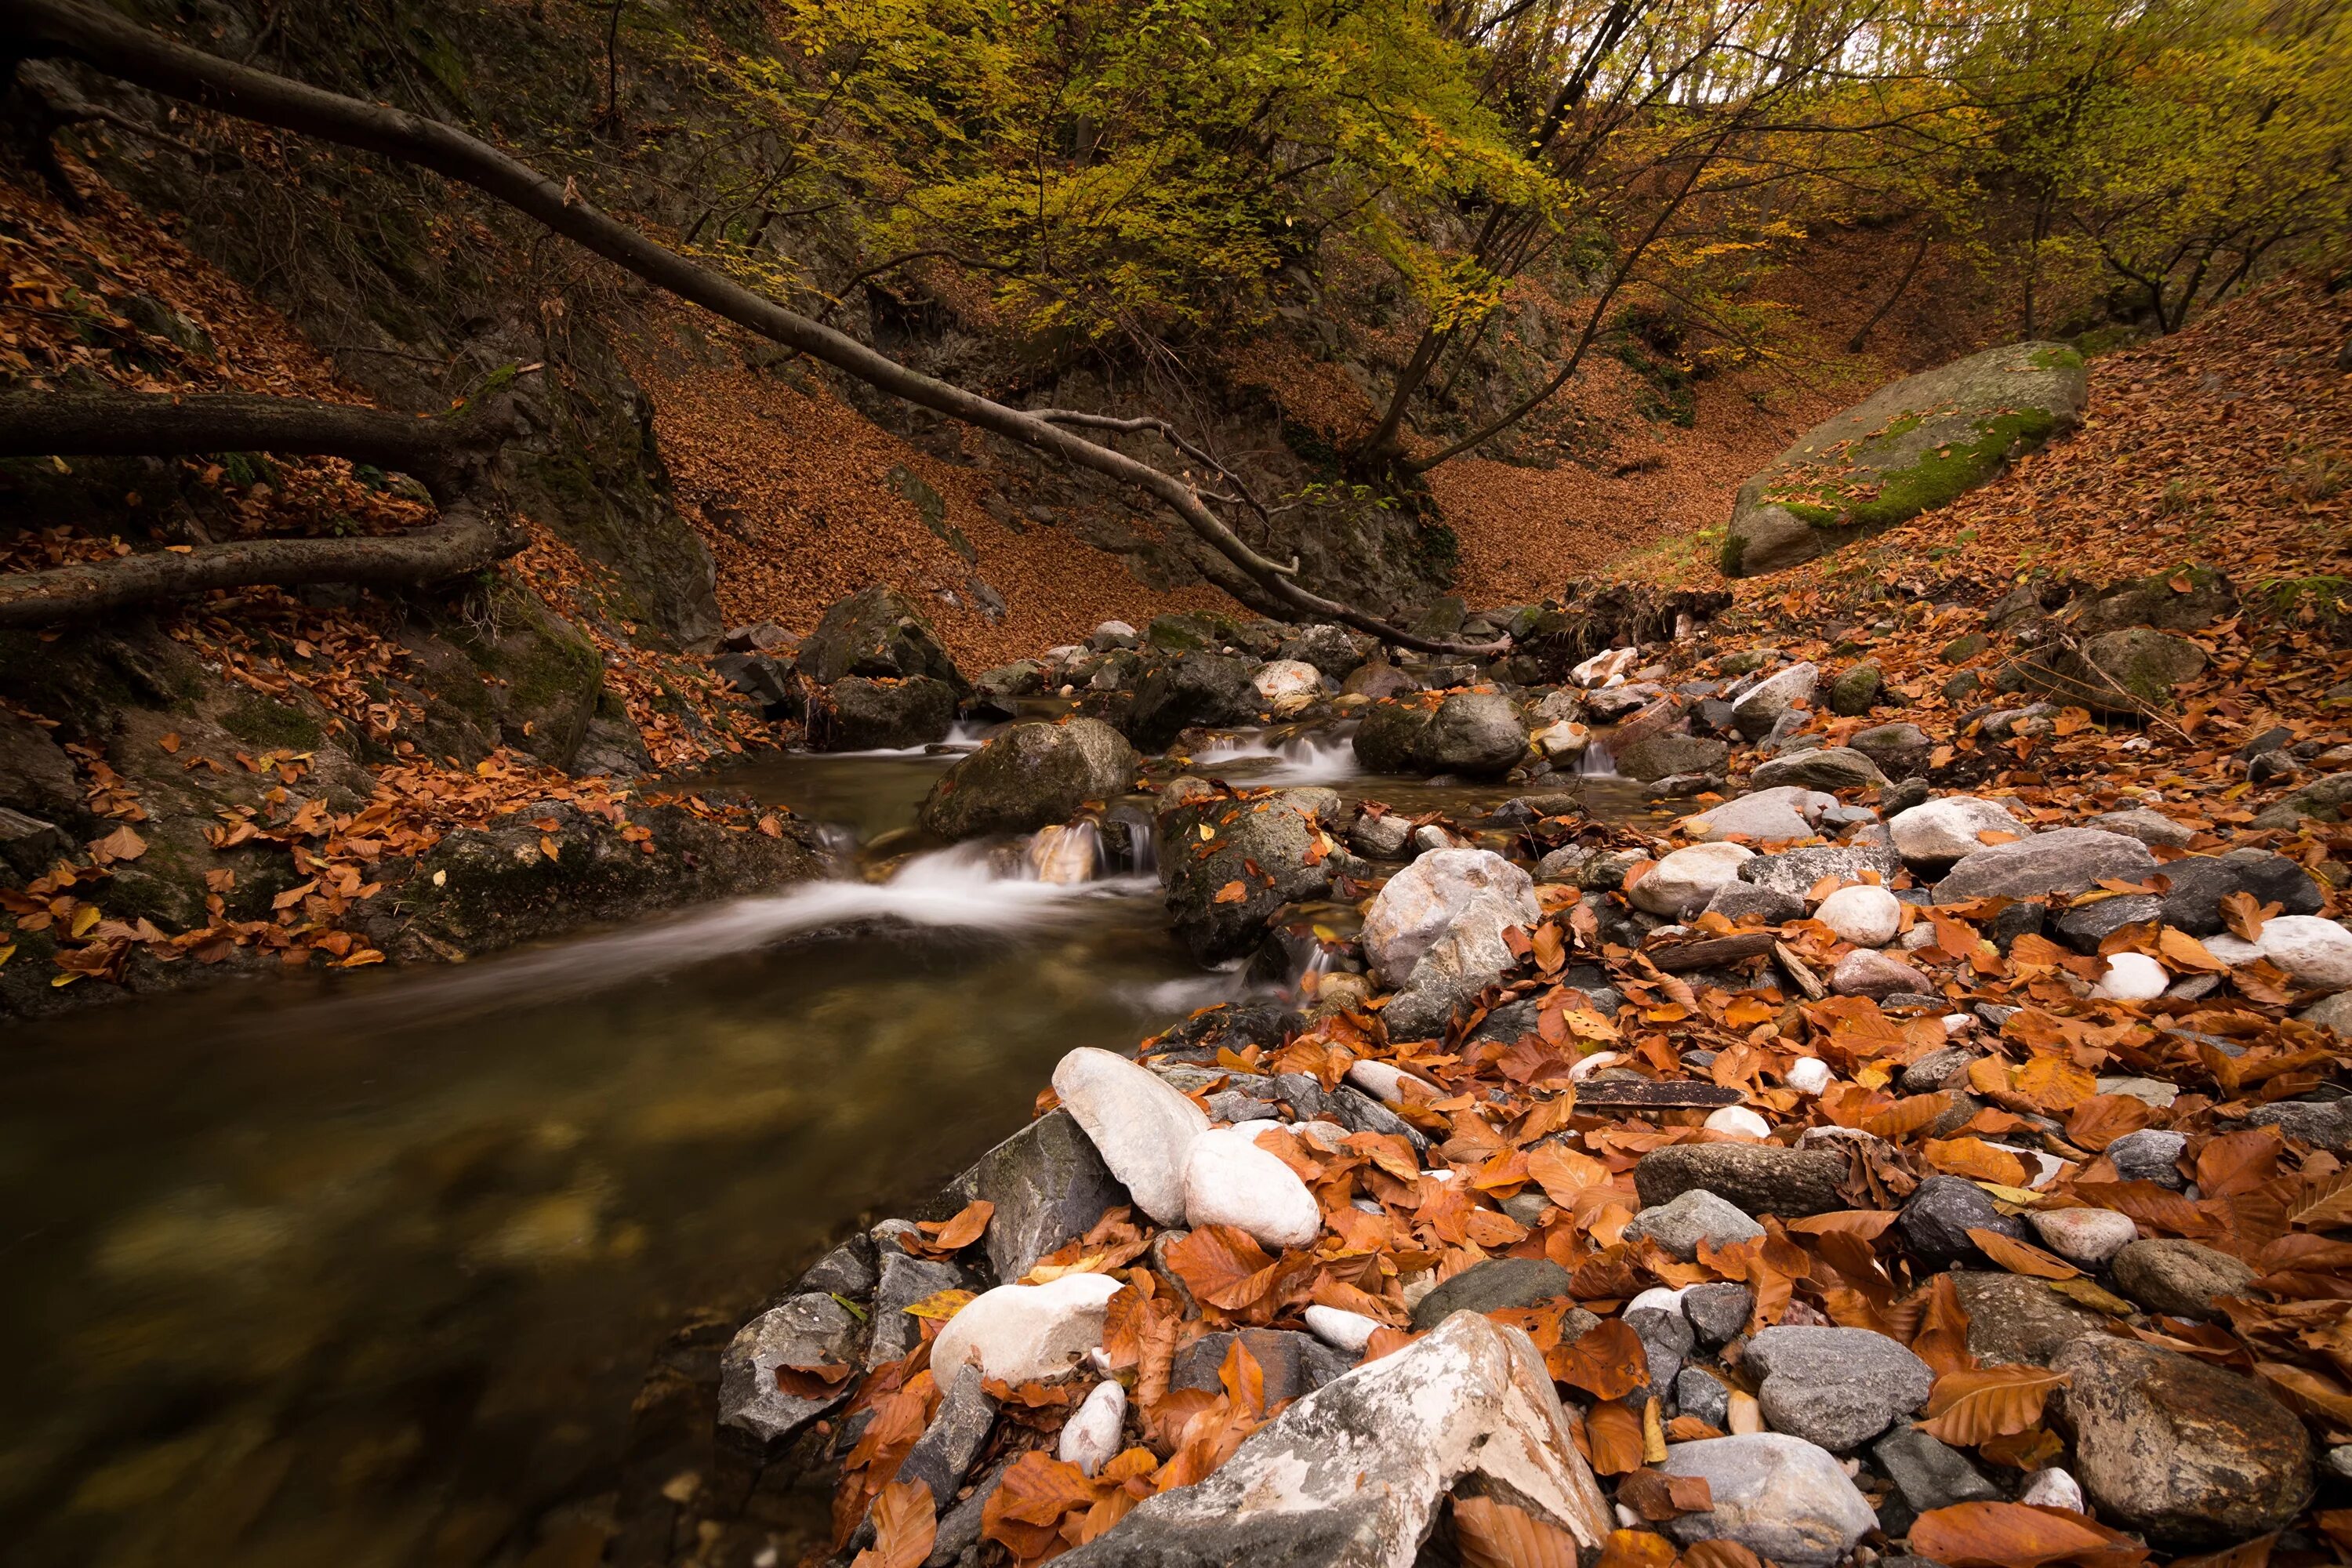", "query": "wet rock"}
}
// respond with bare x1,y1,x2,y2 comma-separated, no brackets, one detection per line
1633,1142,1849,1218
1360,848,1539,985
1752,746,1888,793
1408,1257,1573,1330
1831,949,1929,999
1617,731,1730,783
930,1272,1126,1385
1682,1282,1755,1345
1951,1272,2106,1366
816,674,958,751
1932,827,2158,904
2257,916,2352,989
2028,1207,2139,1268
1624,1189,1765,1261
1682,786,1835,842
1171,1328,1356,1406
1747,1325,1934,1450
1280,625,1370,679
898,1365,1000,1508
1348,809,1412,858
1252,659,1324,718
1054,1311,1612,1566
2111,1239,2258,1321
918,718,1138,840
1124,654,1262,750
717,1292,866,1447
1053,1047,1210,1225
1183,1127,1321,1248
944,1109,1127,1284
2107,1128,2187,1189
868,1243,967,1367
1874,1428,1998,1510
2053,1336,2312,1546
1632,843,1756,917
1159,786,1341,963
1740,842,1900,899
972,659,1048,713
1889,796,2031,864
795,584,967,691
1418,691,1528,777
2157,851,2324,935
1817,884,1901,946
1731,663,1820,739
1900,1175,2028,1266
1658,1433,1876,1568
